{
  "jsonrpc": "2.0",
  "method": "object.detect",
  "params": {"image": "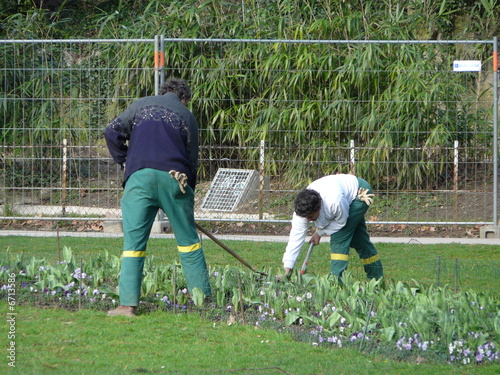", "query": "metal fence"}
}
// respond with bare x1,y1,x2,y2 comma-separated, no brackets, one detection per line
0,37,498,231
